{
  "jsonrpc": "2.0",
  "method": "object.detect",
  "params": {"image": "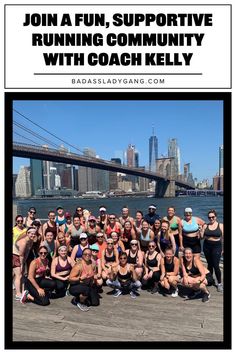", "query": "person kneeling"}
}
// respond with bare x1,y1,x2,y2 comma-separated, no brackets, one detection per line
106,252,141,299
159,246,180,297
69,248,99,311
